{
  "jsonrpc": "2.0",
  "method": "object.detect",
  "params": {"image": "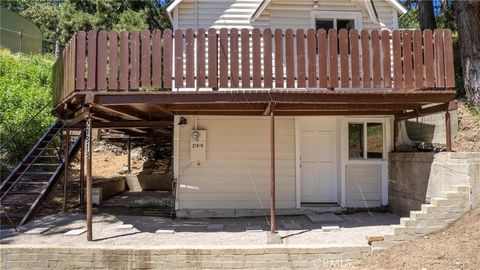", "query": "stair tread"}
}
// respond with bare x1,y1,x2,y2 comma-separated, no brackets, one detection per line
30,163,59,166
15,181,49,185
0,212,25,218
2,191,42,195
20,171,56,175
0,201,32,206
